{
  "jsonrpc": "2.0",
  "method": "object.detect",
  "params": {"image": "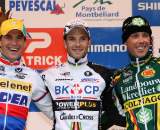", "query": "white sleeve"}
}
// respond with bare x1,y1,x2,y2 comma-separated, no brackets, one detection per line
32,72,53,120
